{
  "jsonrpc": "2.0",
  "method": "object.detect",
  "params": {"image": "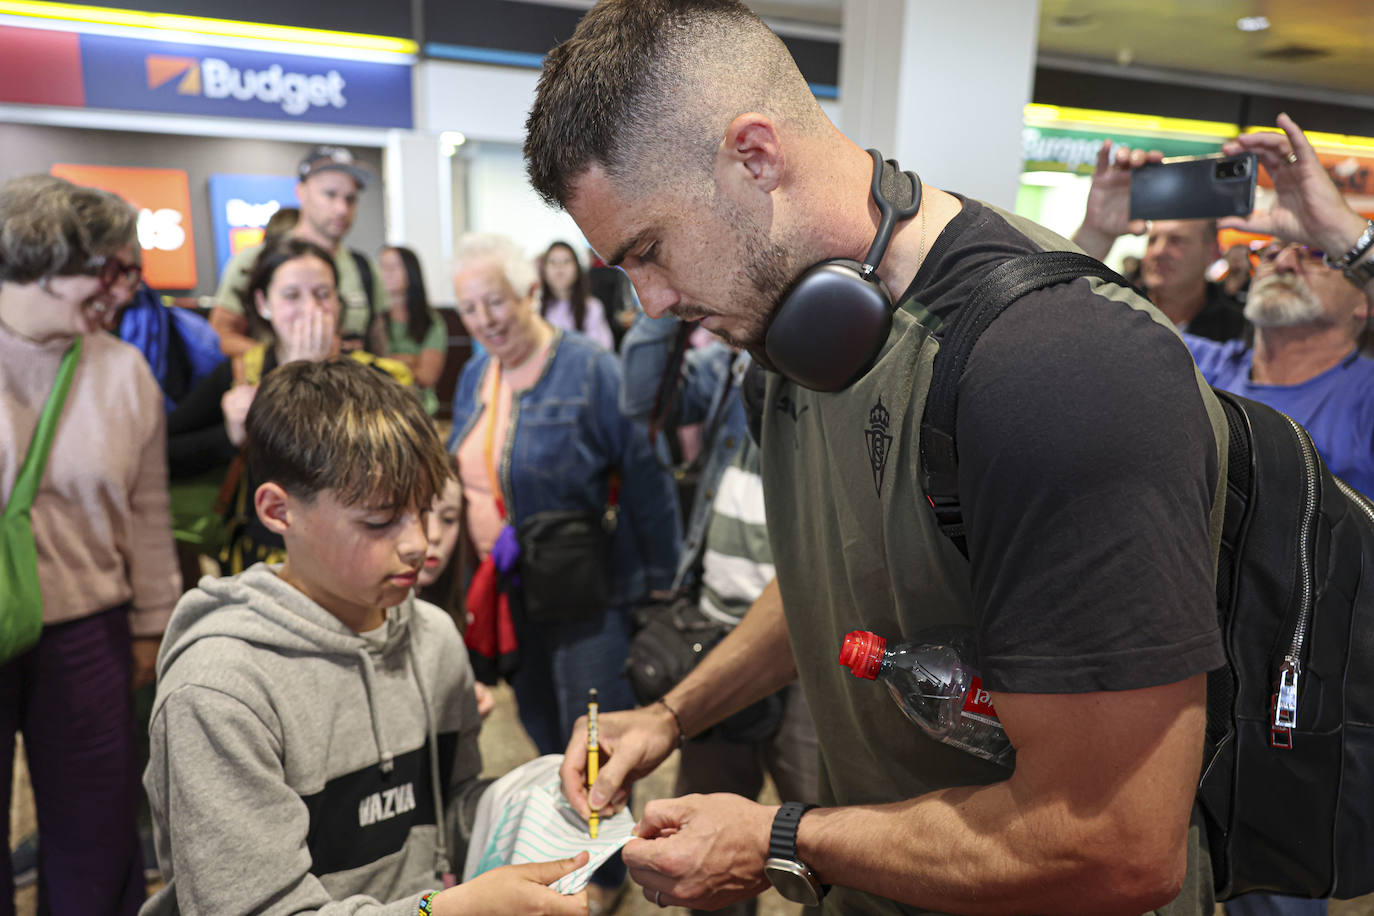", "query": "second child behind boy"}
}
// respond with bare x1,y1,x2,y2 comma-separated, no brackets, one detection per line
141,358,588,916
